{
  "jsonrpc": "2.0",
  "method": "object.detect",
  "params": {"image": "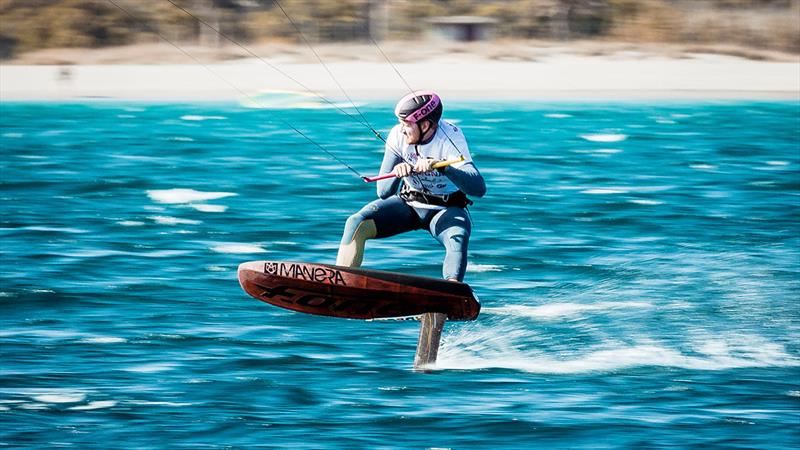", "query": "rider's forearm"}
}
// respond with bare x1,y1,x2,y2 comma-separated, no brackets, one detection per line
376,152,403,199
441,162,486,197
